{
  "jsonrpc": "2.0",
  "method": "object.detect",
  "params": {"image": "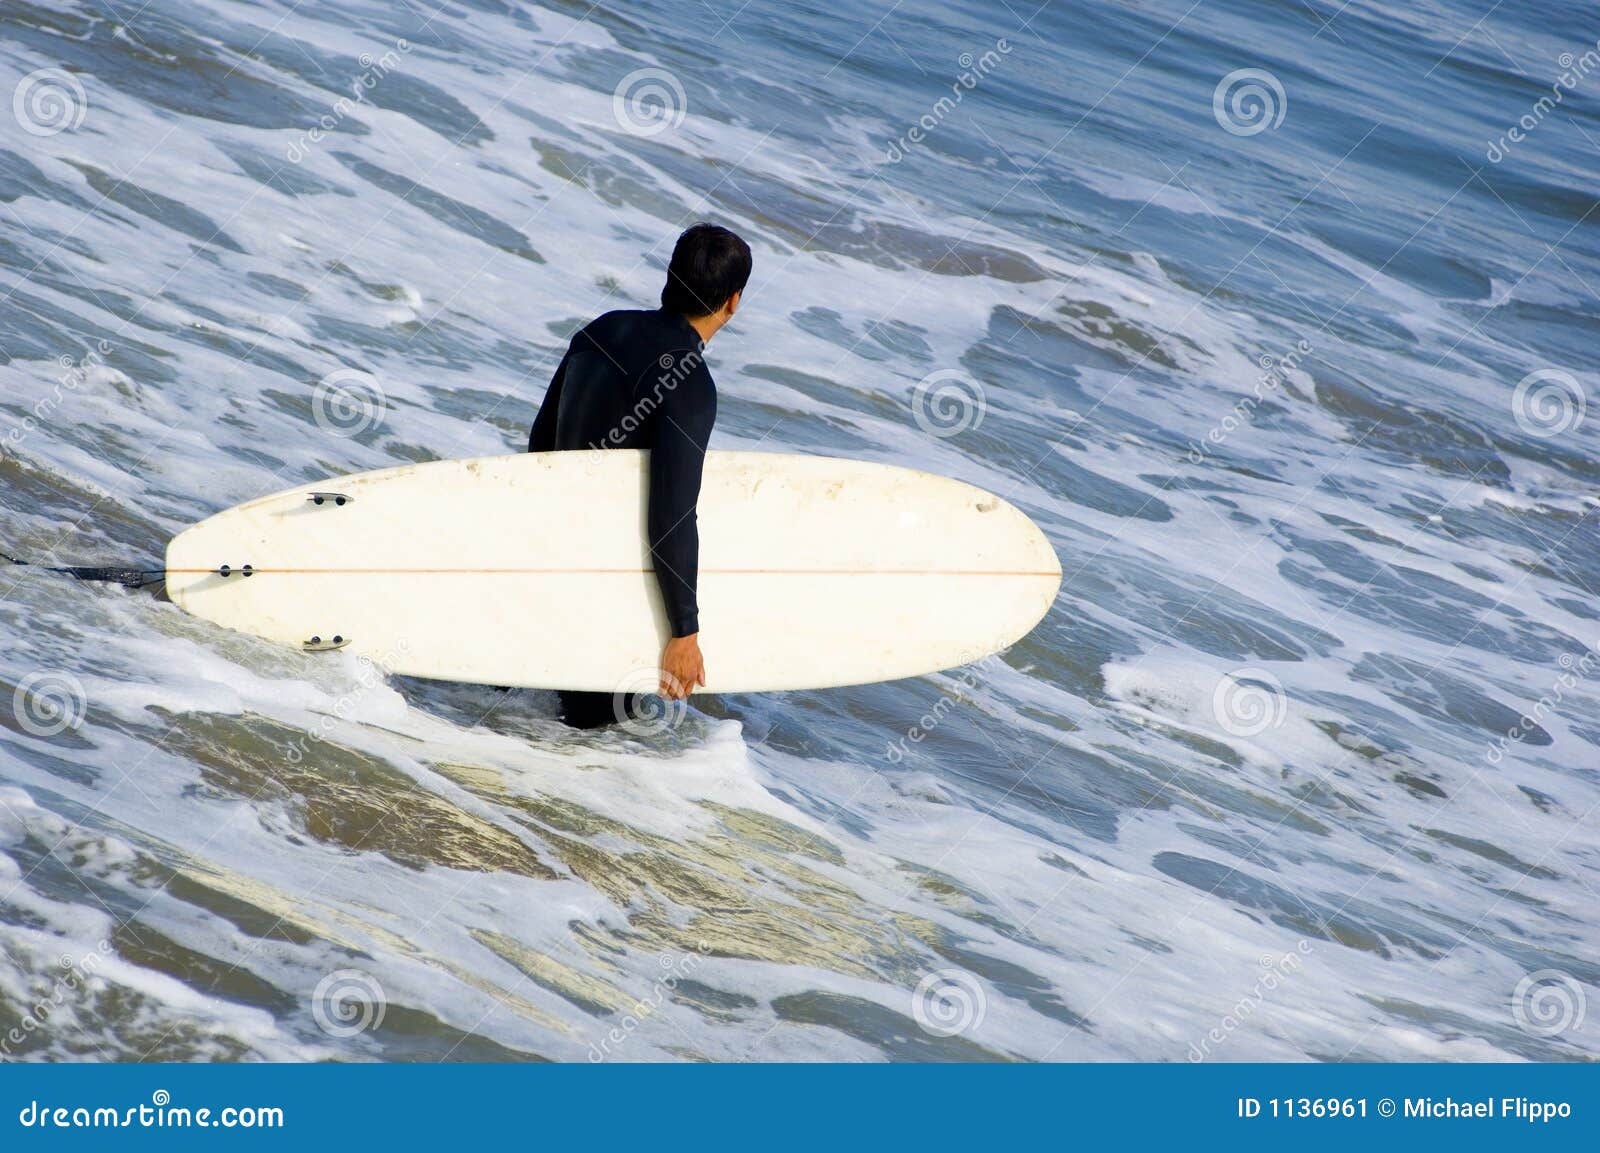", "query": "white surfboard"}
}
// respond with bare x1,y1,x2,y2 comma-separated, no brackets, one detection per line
165,451,1060,693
